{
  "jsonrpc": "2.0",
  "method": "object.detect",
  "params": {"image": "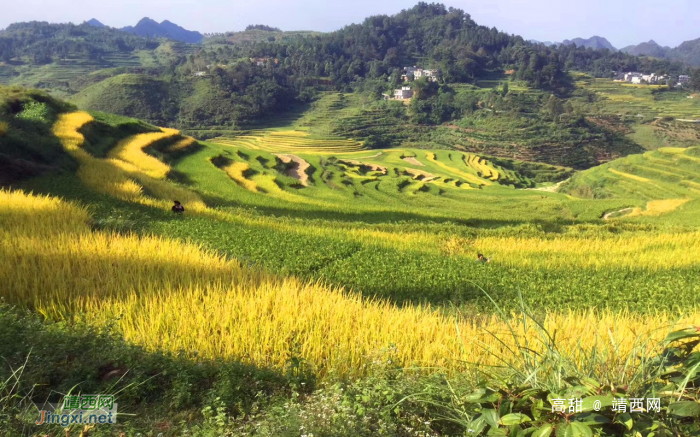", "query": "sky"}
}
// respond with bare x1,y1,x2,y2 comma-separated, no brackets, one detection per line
1,0,698,49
